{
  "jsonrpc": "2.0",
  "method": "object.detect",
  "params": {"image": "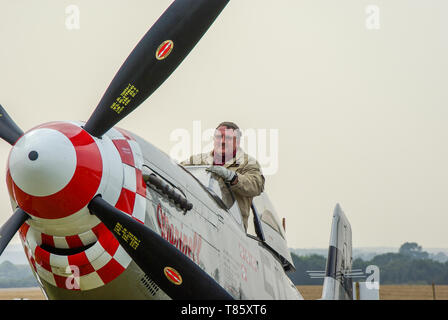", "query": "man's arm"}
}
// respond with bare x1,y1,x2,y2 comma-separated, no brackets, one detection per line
230,164,265,197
